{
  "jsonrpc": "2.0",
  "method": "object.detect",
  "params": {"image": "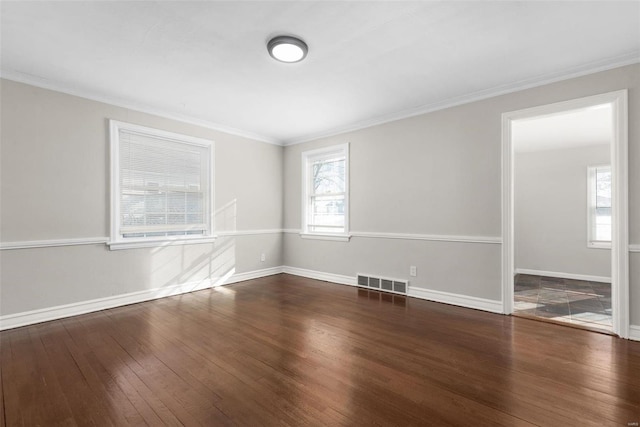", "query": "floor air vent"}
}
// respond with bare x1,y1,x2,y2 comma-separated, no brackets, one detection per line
356,274,408,295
